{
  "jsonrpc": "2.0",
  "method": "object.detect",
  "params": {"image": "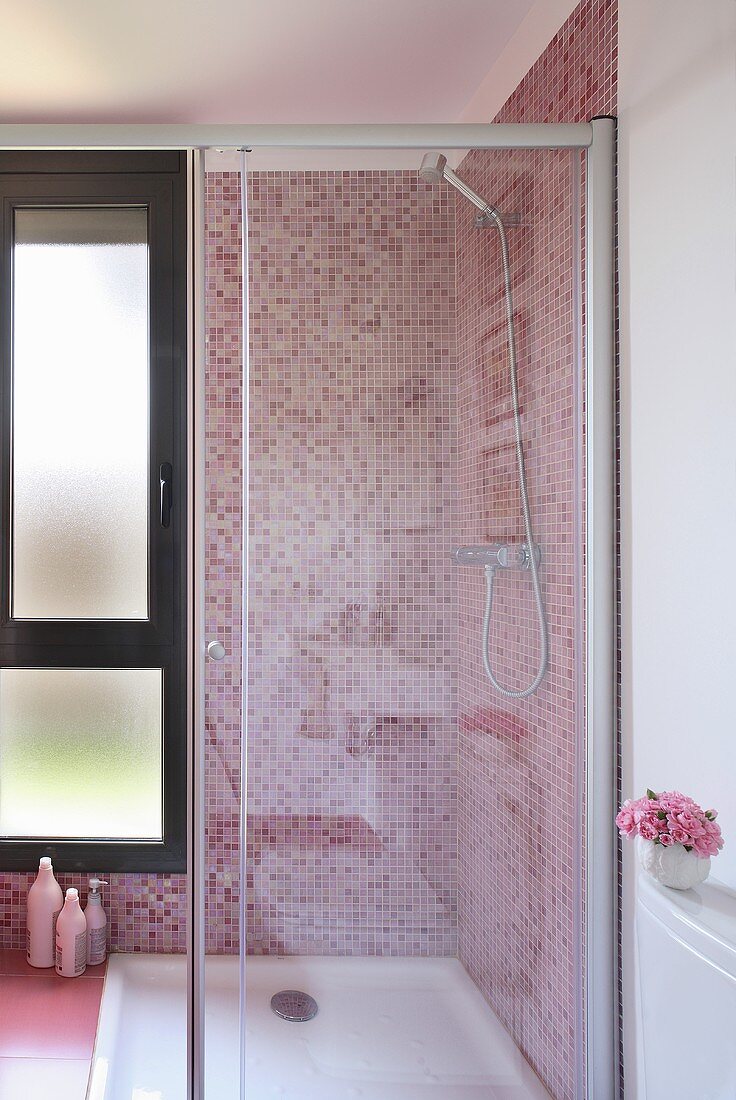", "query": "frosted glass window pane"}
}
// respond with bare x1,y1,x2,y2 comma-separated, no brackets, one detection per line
0,668,162,839
12,207,149,619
